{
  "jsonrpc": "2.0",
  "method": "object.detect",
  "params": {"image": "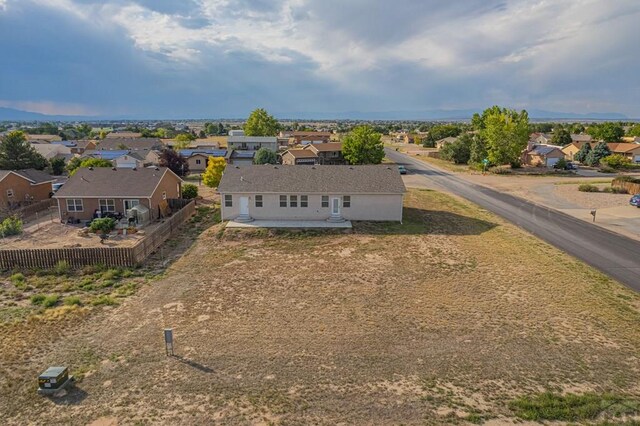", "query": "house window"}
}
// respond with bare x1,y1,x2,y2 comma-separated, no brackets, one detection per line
99,199,116,213
343,196,351,208
280,195,287,207
255,195,263,207
224,194,232,207
301,195,308,208
124,199,139,211
66,199,84,212
162,191,167,200
6,189,14,198
195,159,201,165
321,196,329,208
289,195,297,207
